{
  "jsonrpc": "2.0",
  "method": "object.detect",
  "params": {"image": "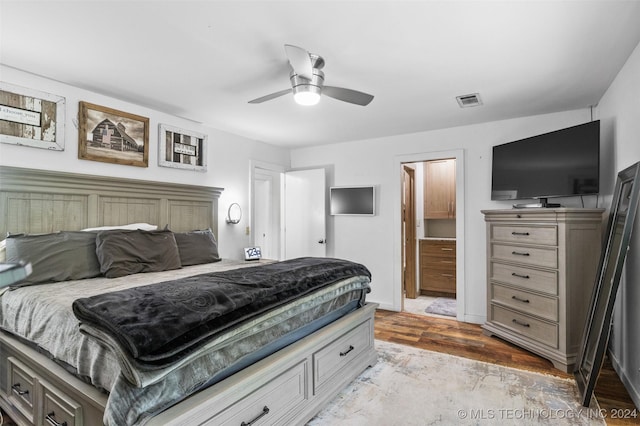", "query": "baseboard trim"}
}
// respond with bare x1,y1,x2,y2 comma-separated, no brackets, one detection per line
375,302,397,312
463,314,484,324
608,349,640,409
